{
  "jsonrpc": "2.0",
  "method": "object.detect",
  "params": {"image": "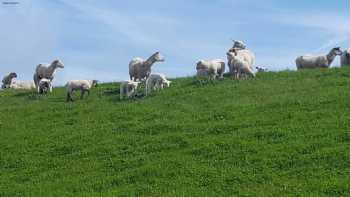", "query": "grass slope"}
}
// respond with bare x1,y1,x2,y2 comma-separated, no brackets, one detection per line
1,68,350,196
